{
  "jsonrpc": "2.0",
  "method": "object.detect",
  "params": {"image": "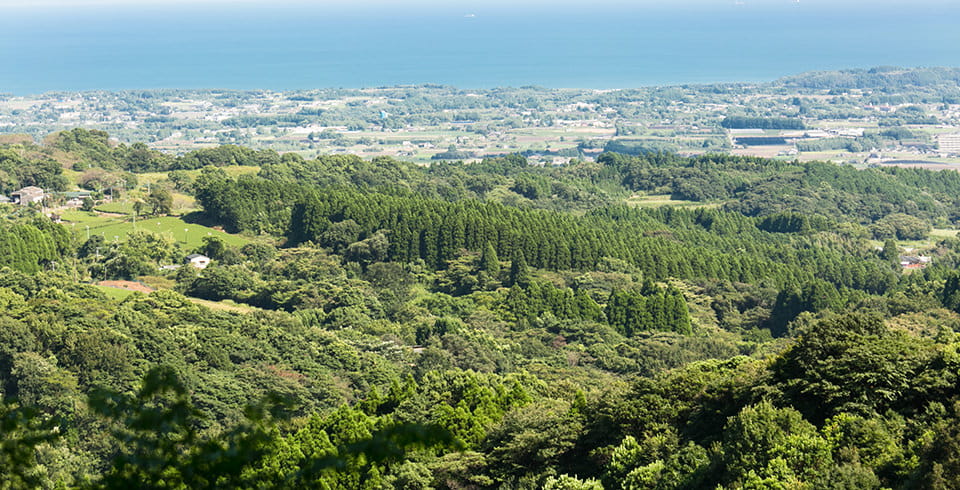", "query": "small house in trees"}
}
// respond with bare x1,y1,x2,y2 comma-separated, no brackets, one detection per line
11,186,44,205
63,190,93,207
186,254,211,269
899,255,931,270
